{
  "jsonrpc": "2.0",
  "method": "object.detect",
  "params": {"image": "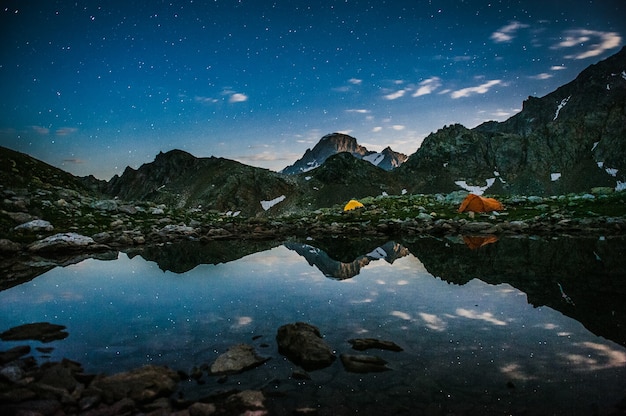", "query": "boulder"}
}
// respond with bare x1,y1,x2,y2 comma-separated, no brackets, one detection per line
276,322,336,370
89,365,179,404
27,233,108,253
209,344,270,375
14,219,54,232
